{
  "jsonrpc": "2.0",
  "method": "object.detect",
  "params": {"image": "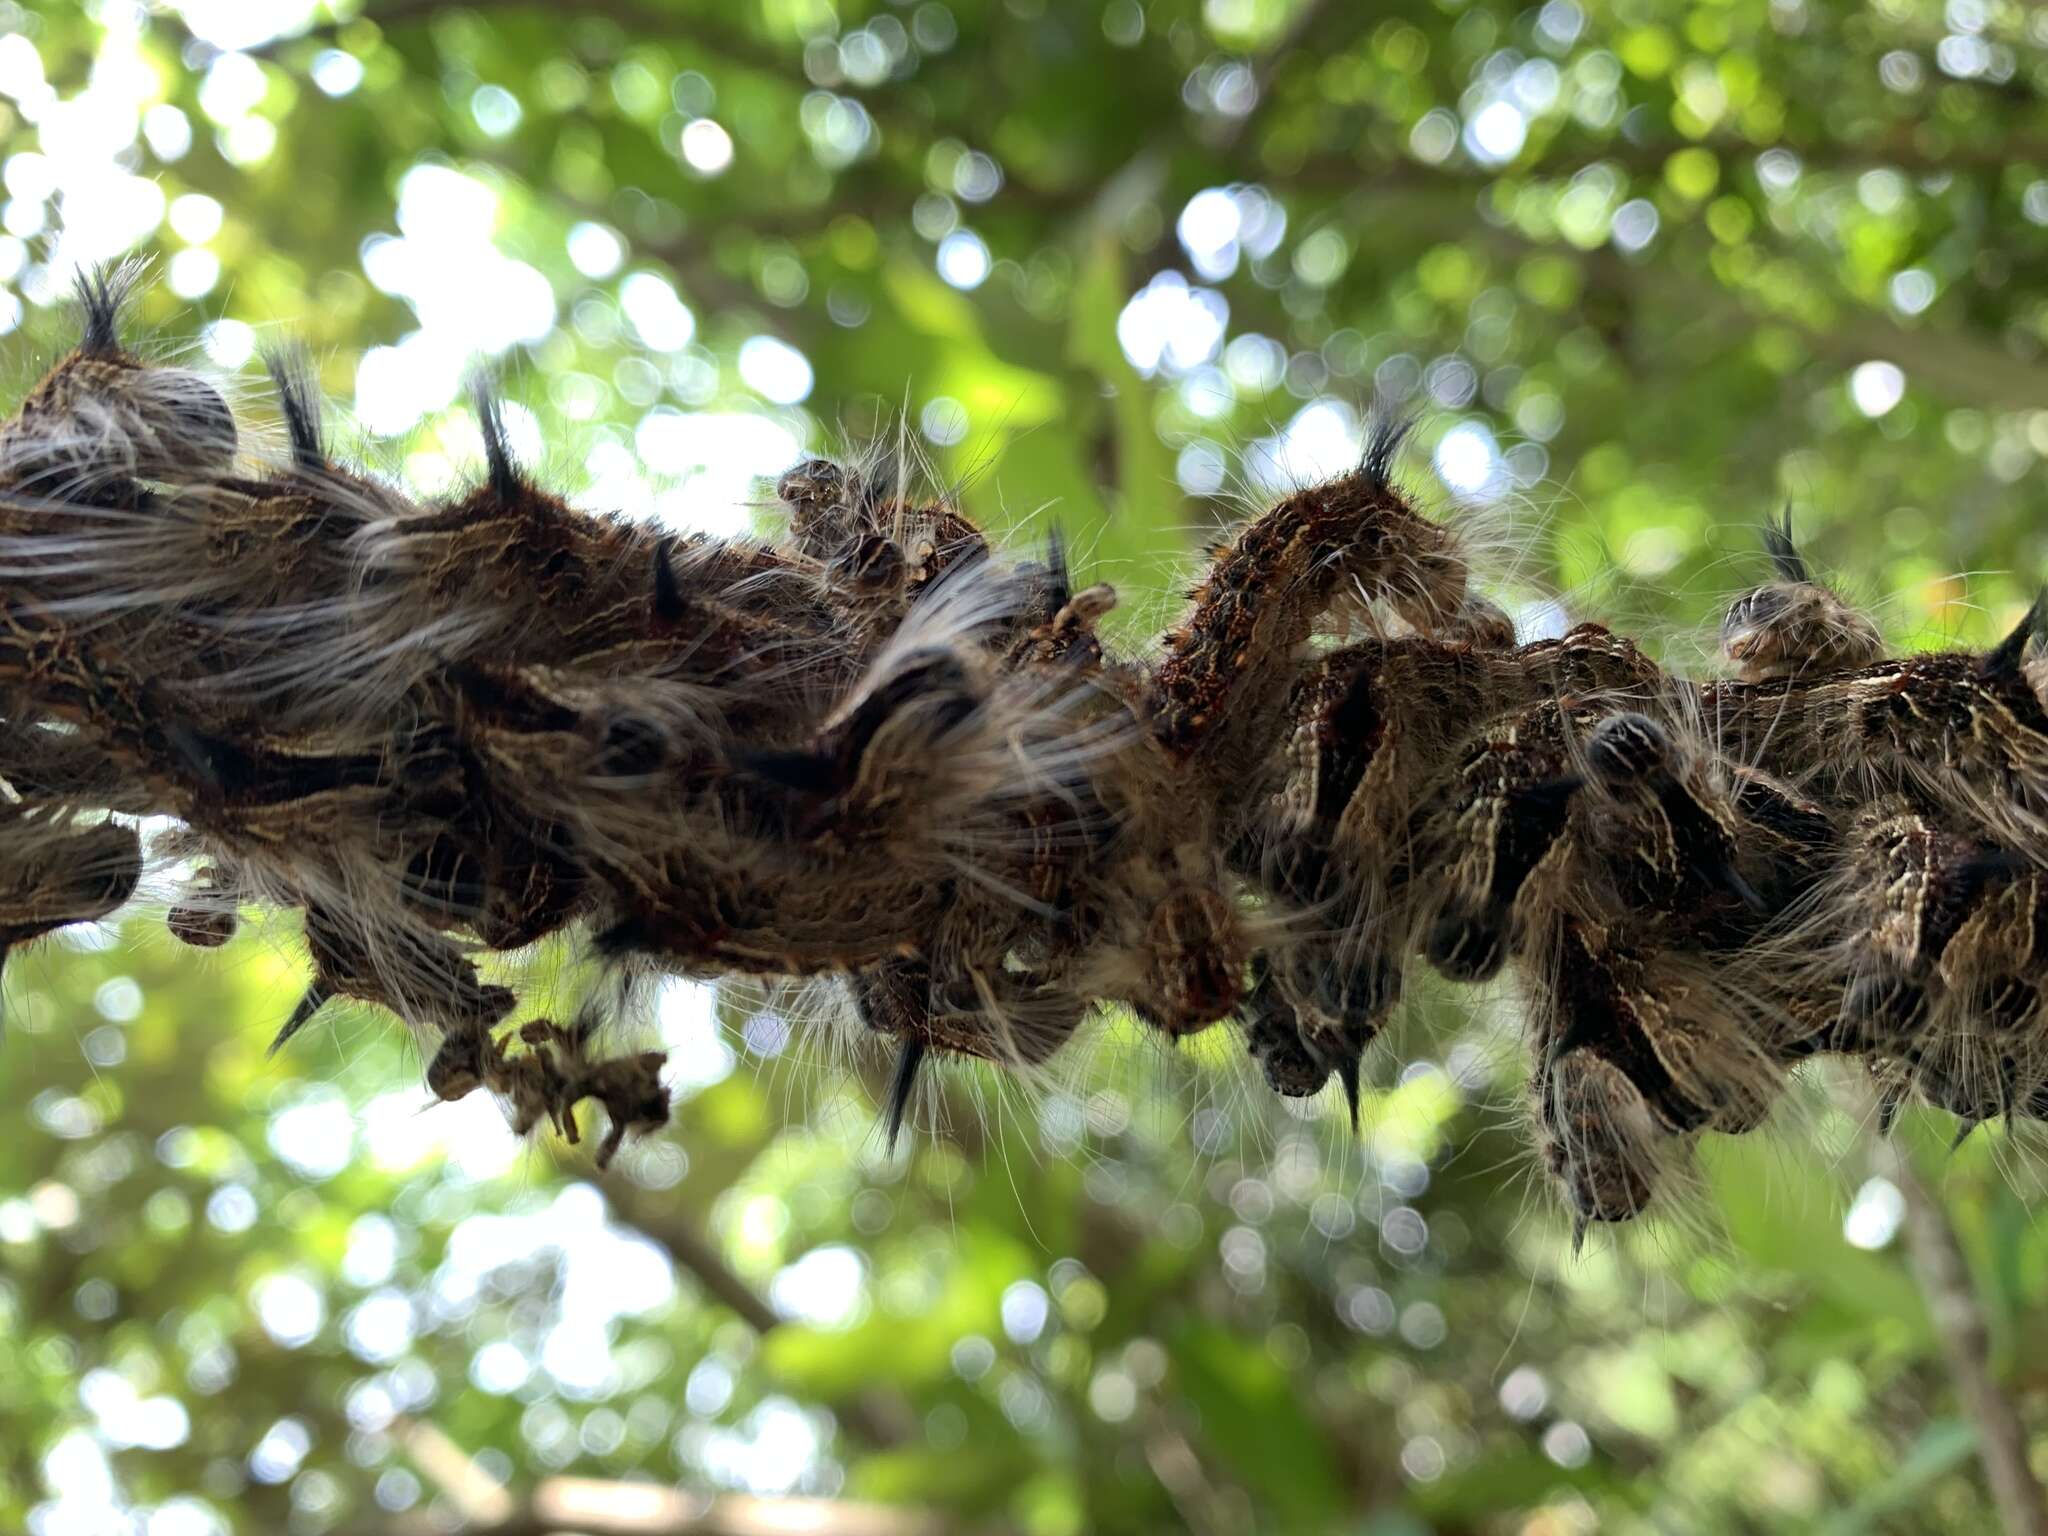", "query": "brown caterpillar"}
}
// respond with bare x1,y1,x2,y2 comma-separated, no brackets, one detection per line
3,268,2046,1228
